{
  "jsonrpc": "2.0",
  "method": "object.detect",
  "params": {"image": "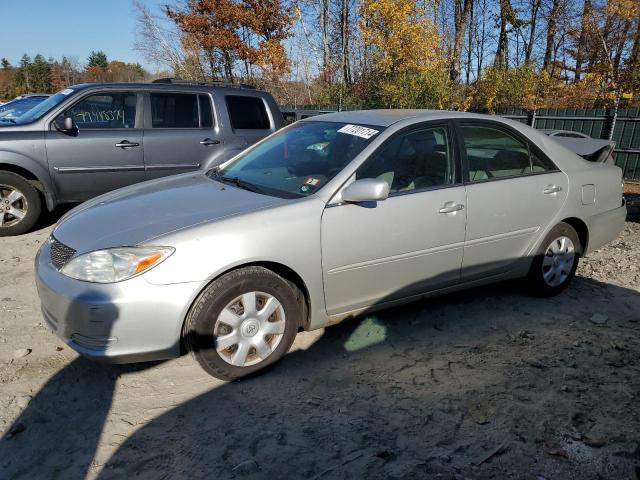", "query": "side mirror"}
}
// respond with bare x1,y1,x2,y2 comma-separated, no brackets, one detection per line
341,178,390,203
54,116,78,136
